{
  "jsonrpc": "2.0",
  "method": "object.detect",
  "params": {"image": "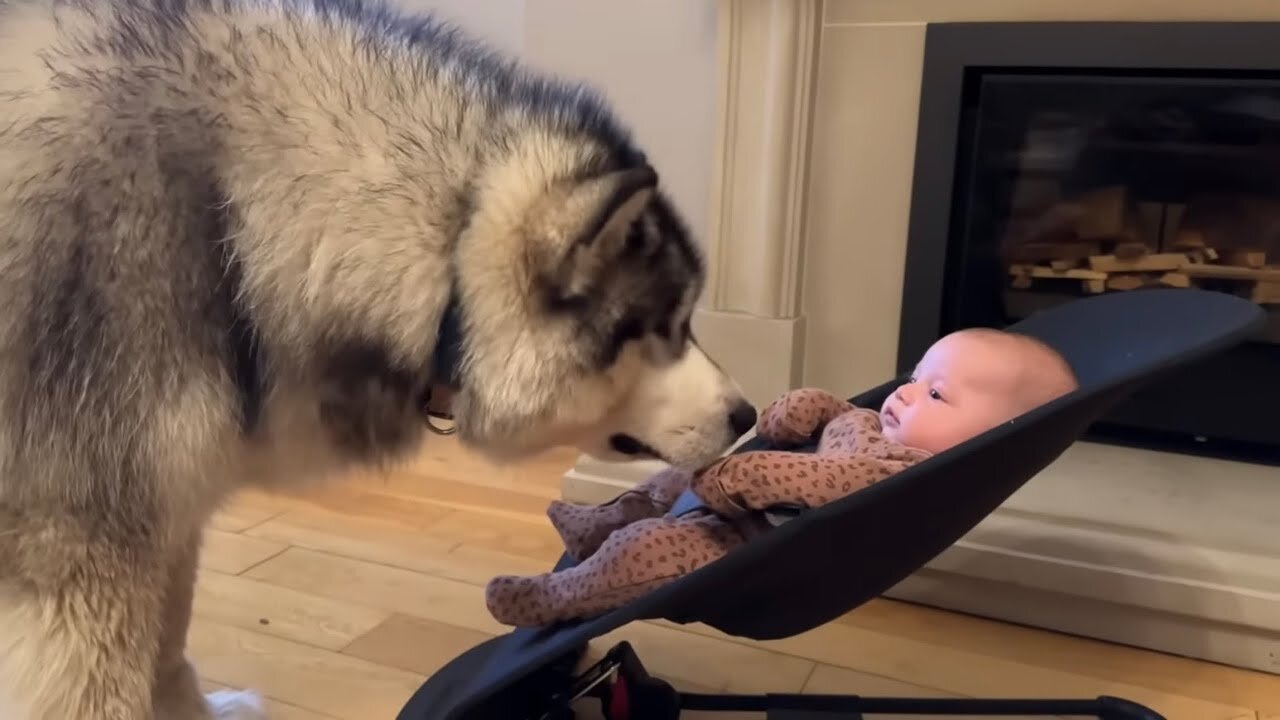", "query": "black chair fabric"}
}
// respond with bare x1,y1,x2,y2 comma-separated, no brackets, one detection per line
397,288,1265,720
